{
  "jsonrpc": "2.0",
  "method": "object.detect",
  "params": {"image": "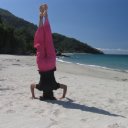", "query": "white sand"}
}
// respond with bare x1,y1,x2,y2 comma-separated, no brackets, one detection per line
0,54,128,128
